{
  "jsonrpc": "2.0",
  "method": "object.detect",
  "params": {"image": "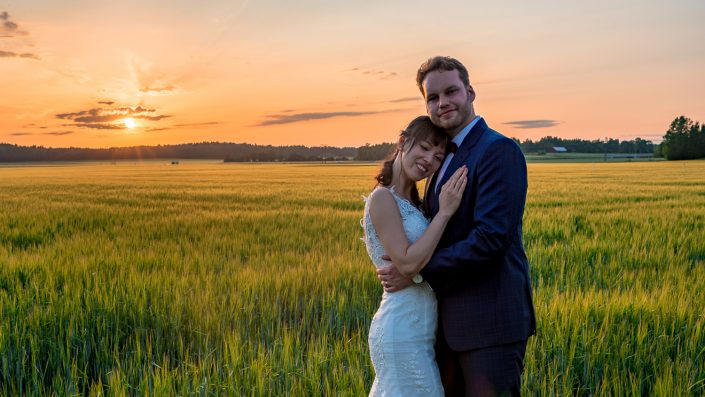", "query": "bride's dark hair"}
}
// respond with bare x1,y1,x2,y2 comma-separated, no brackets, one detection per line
374,116,448,207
